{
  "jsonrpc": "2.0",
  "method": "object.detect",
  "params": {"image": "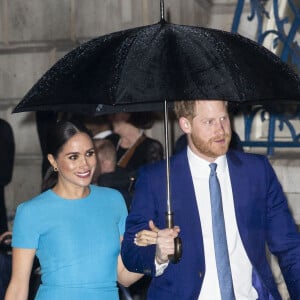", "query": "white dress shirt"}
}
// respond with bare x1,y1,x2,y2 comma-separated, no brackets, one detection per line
93,130,113,139
187,148,258,299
